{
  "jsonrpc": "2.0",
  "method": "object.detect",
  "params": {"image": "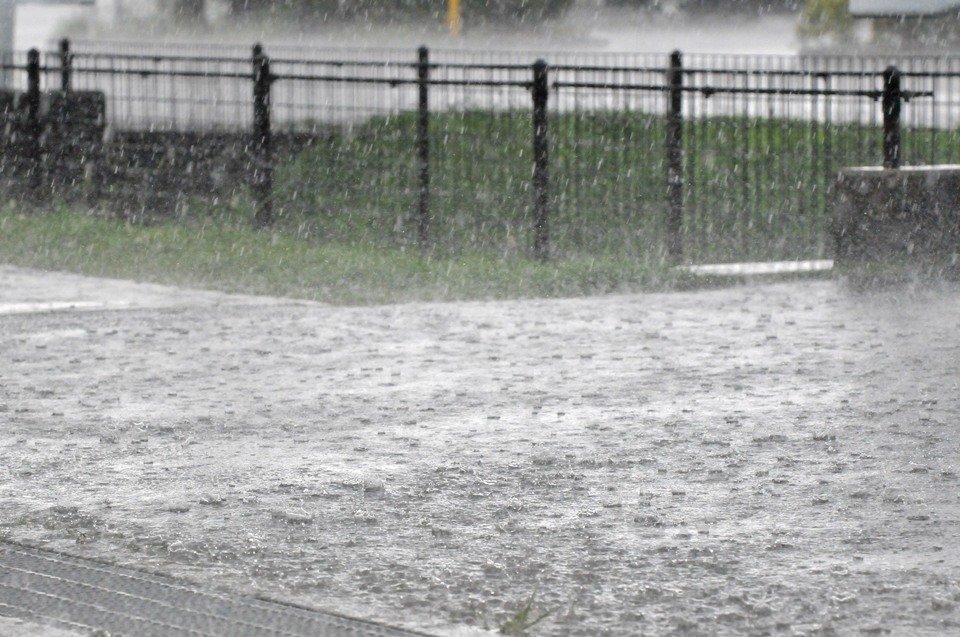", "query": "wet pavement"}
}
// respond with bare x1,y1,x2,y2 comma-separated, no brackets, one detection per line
0,540,425,637
1,265,959,635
